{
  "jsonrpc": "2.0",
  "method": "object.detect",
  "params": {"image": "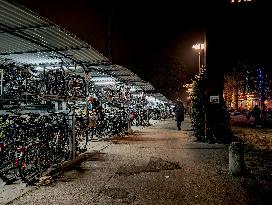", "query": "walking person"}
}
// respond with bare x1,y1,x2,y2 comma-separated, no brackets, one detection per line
251,105,261,127
173,100,185,130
